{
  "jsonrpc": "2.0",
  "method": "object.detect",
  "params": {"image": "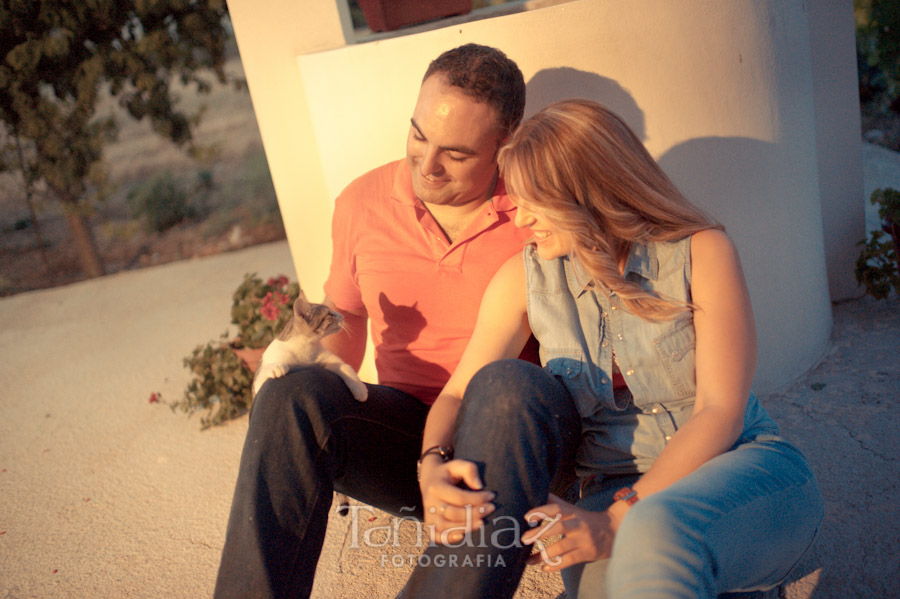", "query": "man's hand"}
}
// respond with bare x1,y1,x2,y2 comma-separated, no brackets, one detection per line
522,494,621,571
418,457,496,545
